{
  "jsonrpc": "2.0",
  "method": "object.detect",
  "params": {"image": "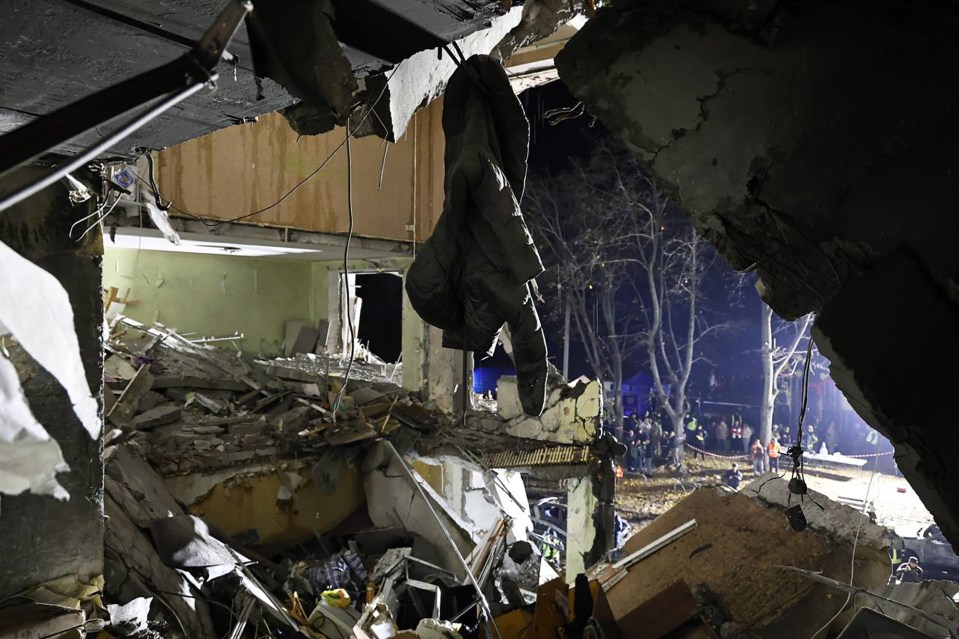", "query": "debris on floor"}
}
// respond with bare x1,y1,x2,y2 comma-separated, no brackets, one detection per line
104,315,599,478
86,316,614,639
